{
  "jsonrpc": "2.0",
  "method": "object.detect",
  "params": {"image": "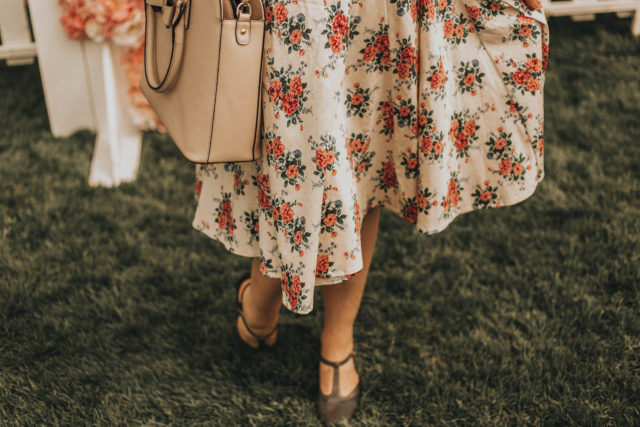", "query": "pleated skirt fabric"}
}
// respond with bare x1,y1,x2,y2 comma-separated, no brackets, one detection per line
192,0,550,314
